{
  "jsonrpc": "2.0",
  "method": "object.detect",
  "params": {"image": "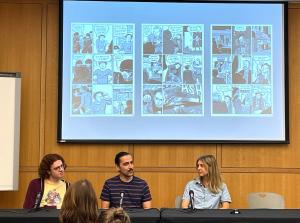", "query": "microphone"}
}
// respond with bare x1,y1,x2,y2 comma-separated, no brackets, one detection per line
28,192,42,212
189,190,195,210
34,192,42,209
120,192,124,208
